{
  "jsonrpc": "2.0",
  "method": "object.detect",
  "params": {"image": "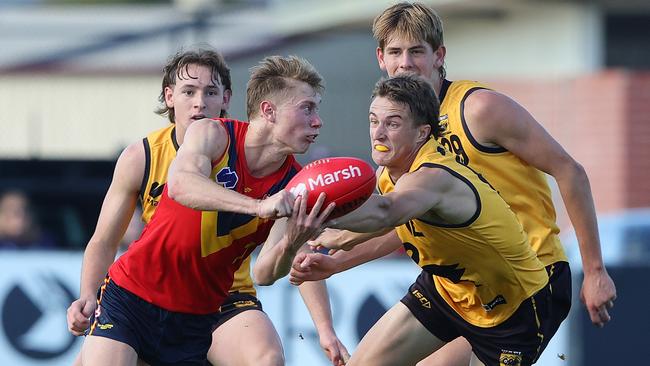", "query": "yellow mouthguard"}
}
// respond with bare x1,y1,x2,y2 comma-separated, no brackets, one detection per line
374,145,389,152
